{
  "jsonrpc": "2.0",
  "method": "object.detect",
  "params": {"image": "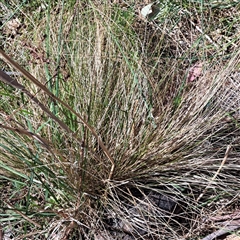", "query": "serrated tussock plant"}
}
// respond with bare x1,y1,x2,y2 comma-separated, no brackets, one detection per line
0,1,240,239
